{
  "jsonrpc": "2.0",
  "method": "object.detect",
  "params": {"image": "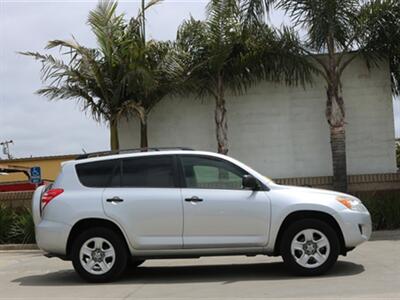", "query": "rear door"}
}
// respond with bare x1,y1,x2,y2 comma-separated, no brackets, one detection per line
102,155,183,250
